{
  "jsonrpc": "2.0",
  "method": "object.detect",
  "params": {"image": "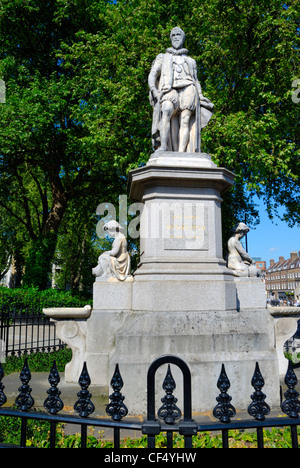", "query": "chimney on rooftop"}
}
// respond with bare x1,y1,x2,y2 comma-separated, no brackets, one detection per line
279,256,285,263
291,252,298,260
270,259,274,267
